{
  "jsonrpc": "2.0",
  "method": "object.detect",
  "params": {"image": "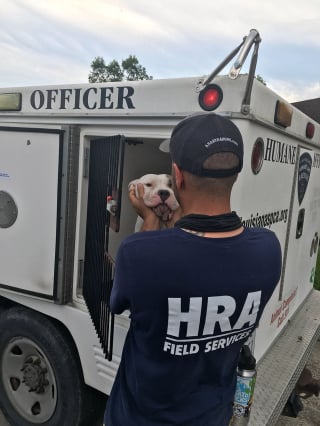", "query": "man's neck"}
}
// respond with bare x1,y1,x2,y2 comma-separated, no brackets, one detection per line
178,188,232,216
181,199,232,217
181,227,244,238
178,196,244,238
